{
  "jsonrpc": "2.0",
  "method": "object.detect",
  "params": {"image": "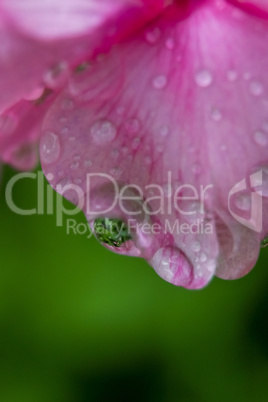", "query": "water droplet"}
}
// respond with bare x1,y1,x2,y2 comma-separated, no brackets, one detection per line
61,127,69,135
90,120,116,145
83,158,92,168
165,37,175,50
112,149,119,158
55,177,69,193
253,130,268,146
192,241,201,252
125,118,140,134
43,61,68,89
110,167,122,178
195,70,213,88
210,108,222,121
249,81,264,96
234,193,251,211
40,131,60,164
46,173,54,181
226,70,238,82
153,75,167,90
200,252,207,262
163,183,172,198
145,28,161,44
261,235,268,248
70,161,79,170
